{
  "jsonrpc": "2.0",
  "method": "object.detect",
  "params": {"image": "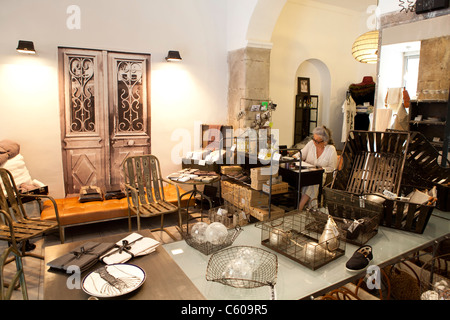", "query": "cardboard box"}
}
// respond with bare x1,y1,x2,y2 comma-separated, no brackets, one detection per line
262,182,289,195
249,204,285,221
